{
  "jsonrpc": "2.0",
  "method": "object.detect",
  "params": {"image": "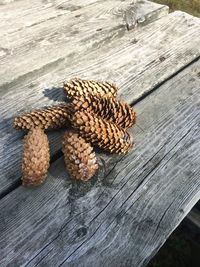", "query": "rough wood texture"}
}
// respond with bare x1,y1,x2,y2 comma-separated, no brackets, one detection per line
1,0,168,195
0,10,200,195
0,0,168,88
124,0,169,30
0,2,200,265
0,59,199,267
